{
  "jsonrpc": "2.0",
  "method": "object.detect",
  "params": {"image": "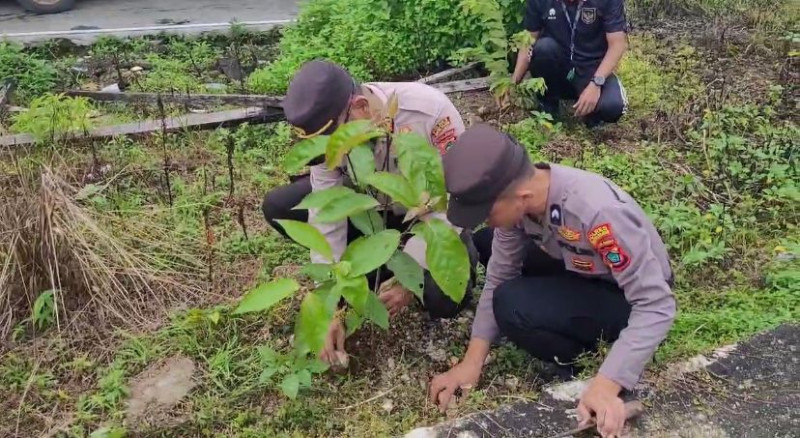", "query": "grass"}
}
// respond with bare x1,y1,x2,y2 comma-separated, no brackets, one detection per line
1,2,799,437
